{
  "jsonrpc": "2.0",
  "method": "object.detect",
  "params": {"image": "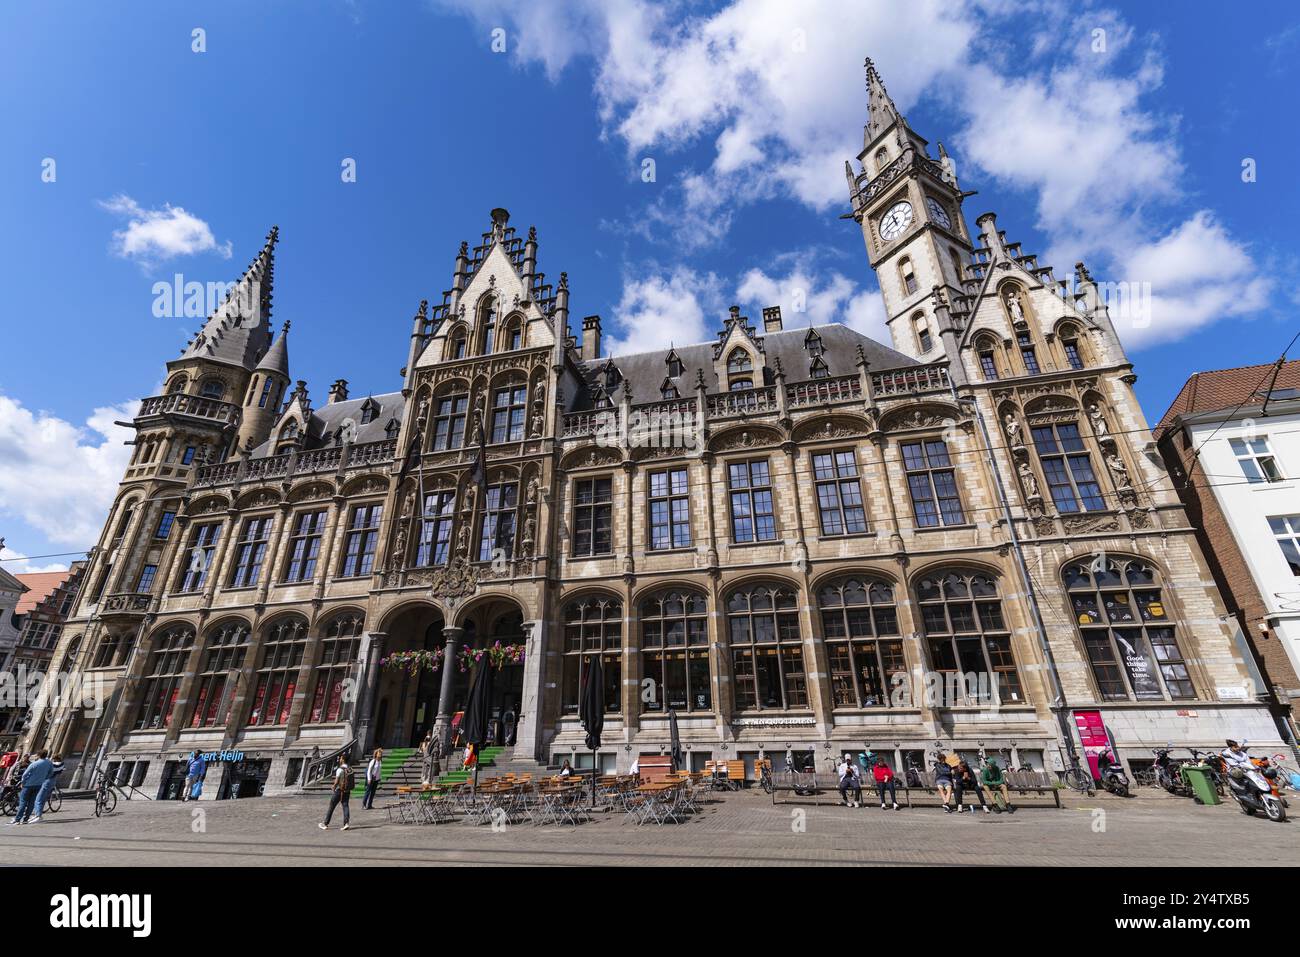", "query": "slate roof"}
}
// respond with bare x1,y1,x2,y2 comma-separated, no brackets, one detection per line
250,391,404,457
576,321,915,407
178,226,279,371
255,323,291,376
1155,359,1300,439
